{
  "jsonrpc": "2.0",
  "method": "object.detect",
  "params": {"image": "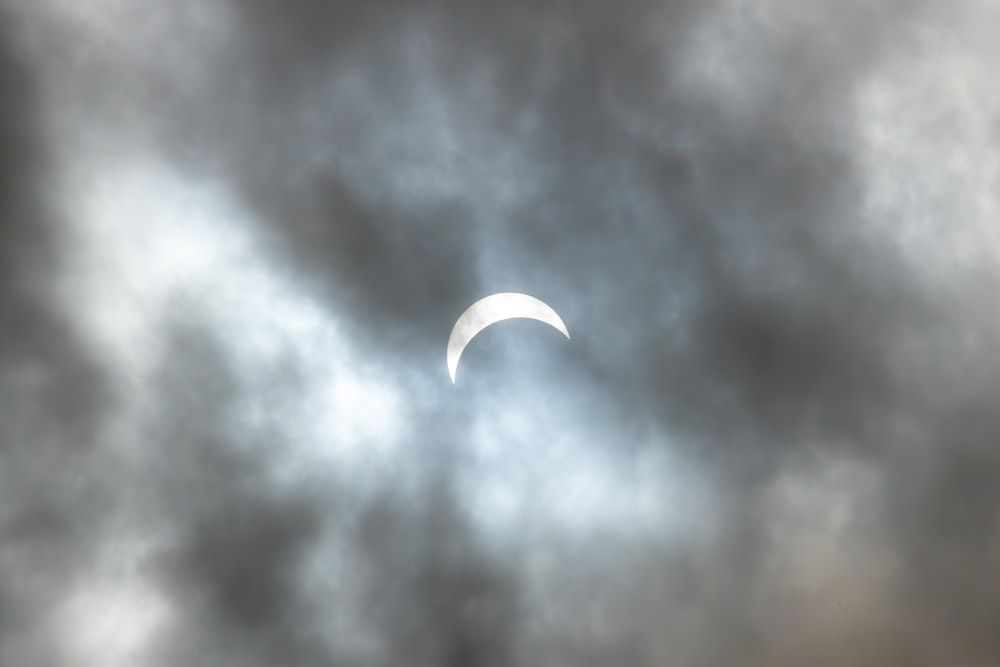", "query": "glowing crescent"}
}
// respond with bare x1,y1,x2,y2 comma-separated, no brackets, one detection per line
447,292,570,383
